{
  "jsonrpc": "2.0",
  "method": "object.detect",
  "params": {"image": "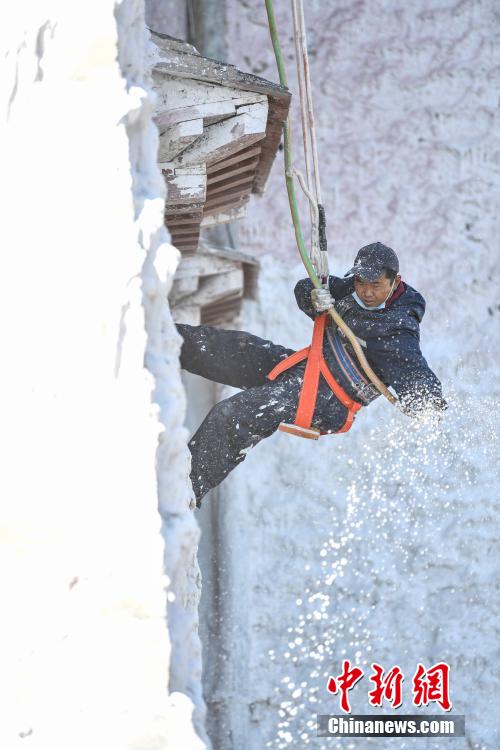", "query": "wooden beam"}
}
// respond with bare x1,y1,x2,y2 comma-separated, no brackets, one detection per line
164,170,206,205
183,268,244,307
153,73,267,113
201,293,243,327
171,239,200,252
200,206,246,227
152,45,288,103
161,164,206,176
170,273,199,300
207,157,259,185
170,304,201,326
207,175,254,197
150,31,200,57
205,181,253,205
165,215,203,228
174,246,199,255
206,145,262,174
154,100,236,131
152,76,267,130
157,118,203,162
198,244,259,267
174,253,236,281
170,225,202,237
203,195,249,217
164,202,204,215
172,101,268,167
